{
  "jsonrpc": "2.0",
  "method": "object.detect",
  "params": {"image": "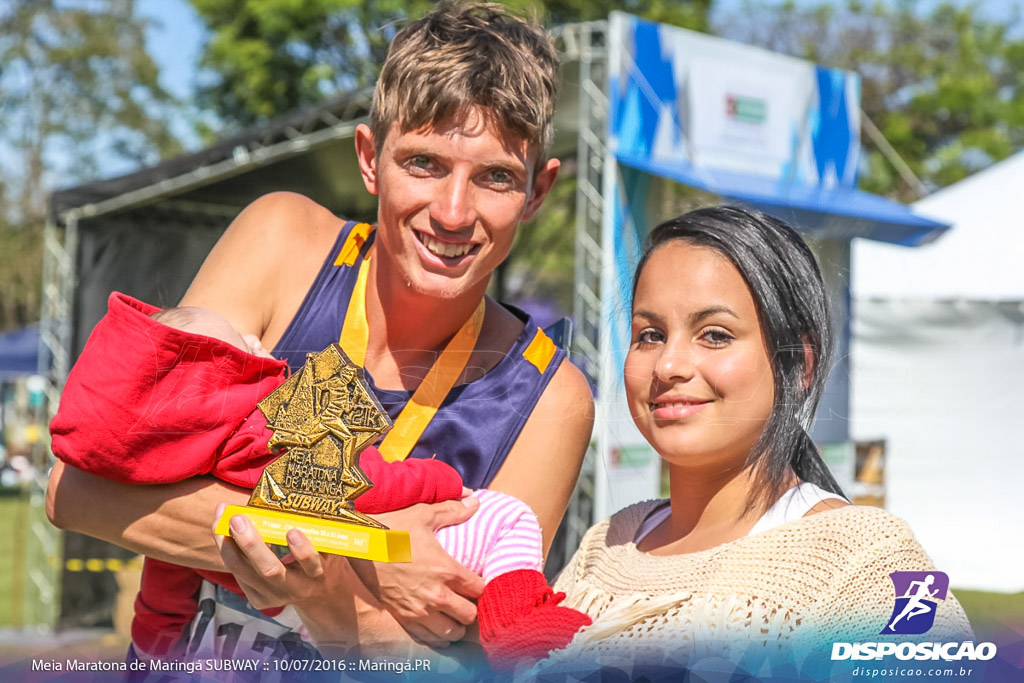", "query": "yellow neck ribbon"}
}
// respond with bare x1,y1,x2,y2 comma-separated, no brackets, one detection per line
339,250,485,462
